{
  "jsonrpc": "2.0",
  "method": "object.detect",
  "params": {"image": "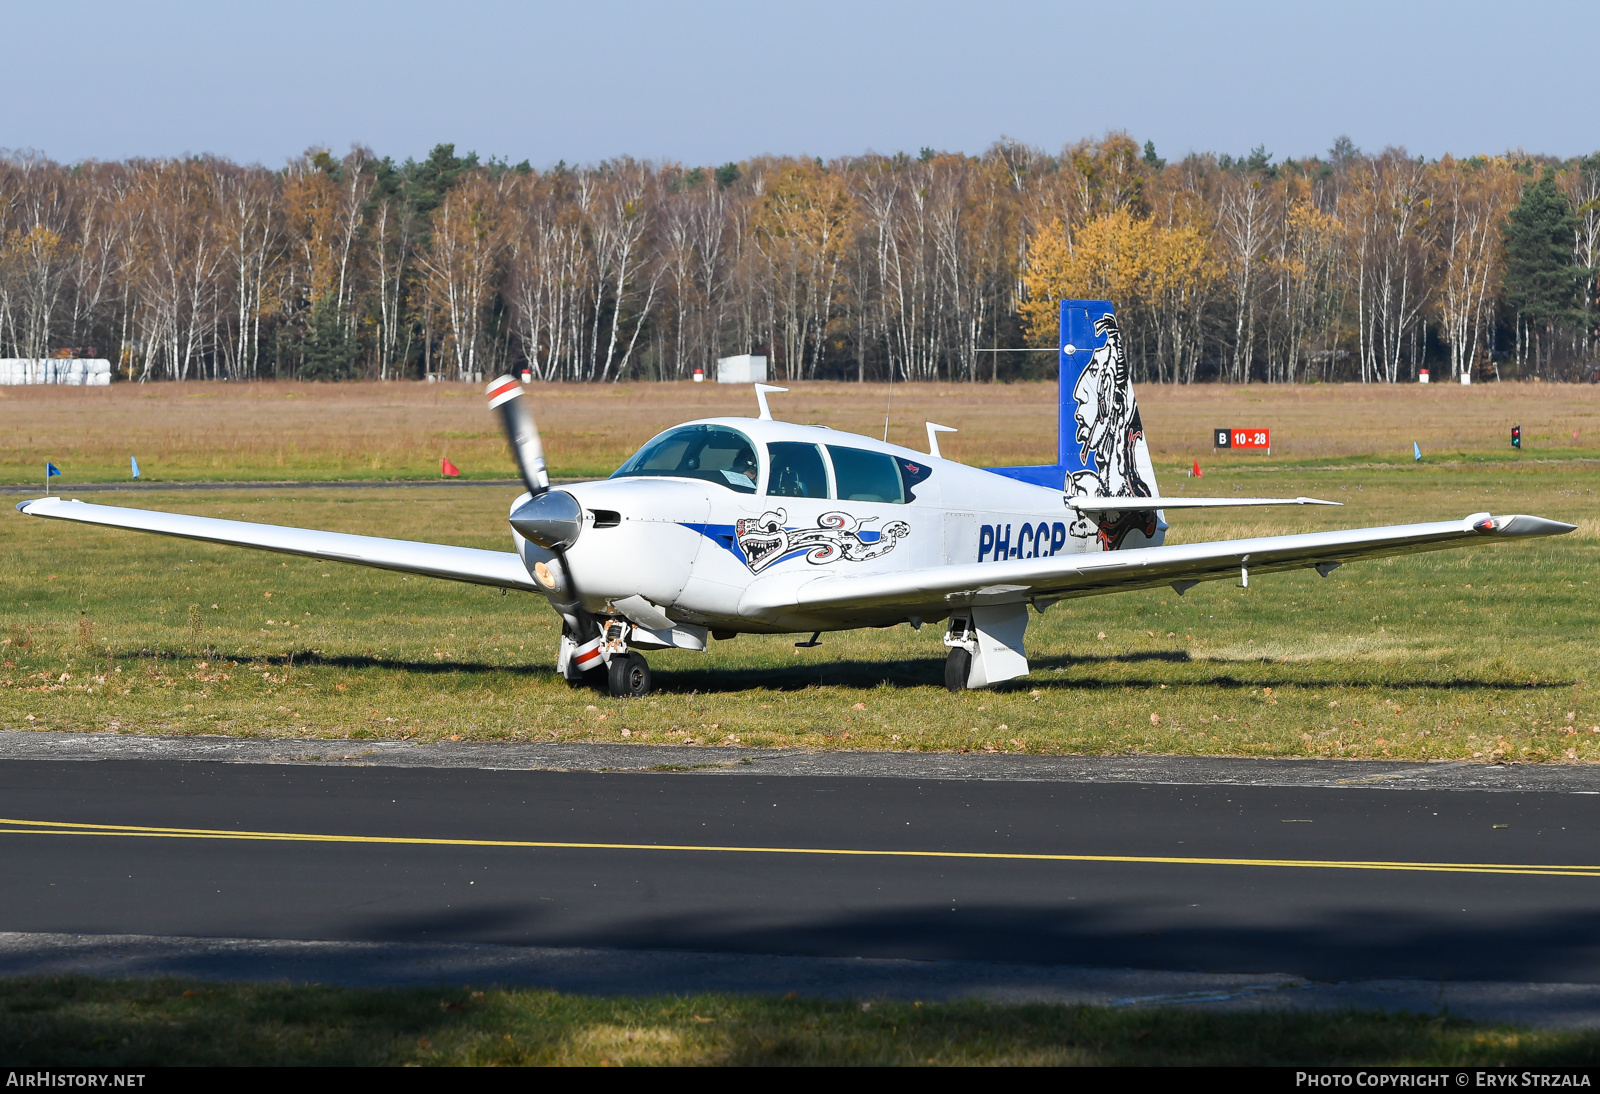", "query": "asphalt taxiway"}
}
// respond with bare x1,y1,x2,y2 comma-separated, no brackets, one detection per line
2,742,1600,961
3,735,1600,1023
